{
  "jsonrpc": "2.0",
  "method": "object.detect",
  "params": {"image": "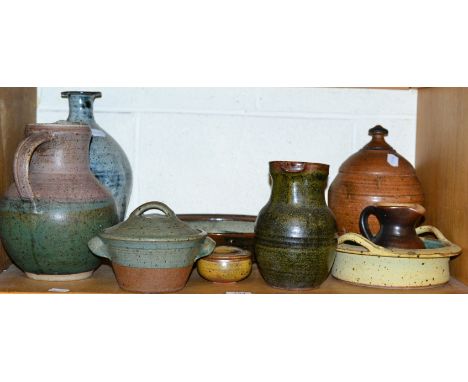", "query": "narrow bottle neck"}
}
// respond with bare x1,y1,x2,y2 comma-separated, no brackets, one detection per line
269,172,327,206
66,95,96,123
